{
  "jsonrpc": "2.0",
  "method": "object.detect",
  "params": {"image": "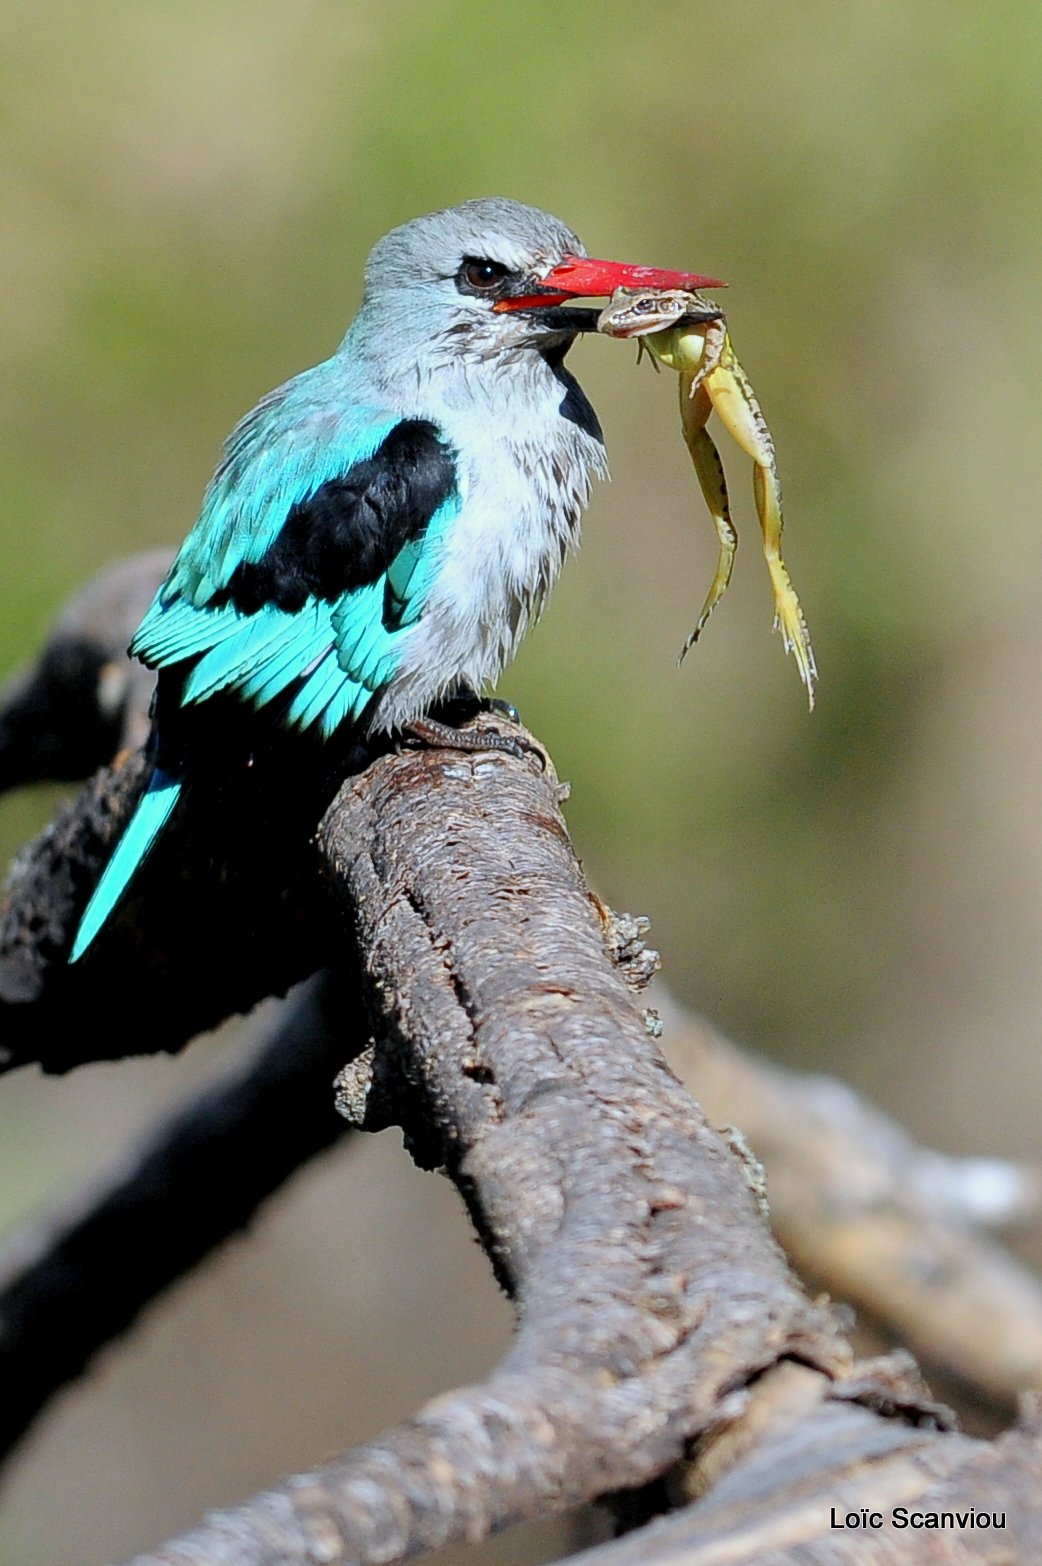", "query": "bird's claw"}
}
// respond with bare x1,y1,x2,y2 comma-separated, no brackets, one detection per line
401,716,546,770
